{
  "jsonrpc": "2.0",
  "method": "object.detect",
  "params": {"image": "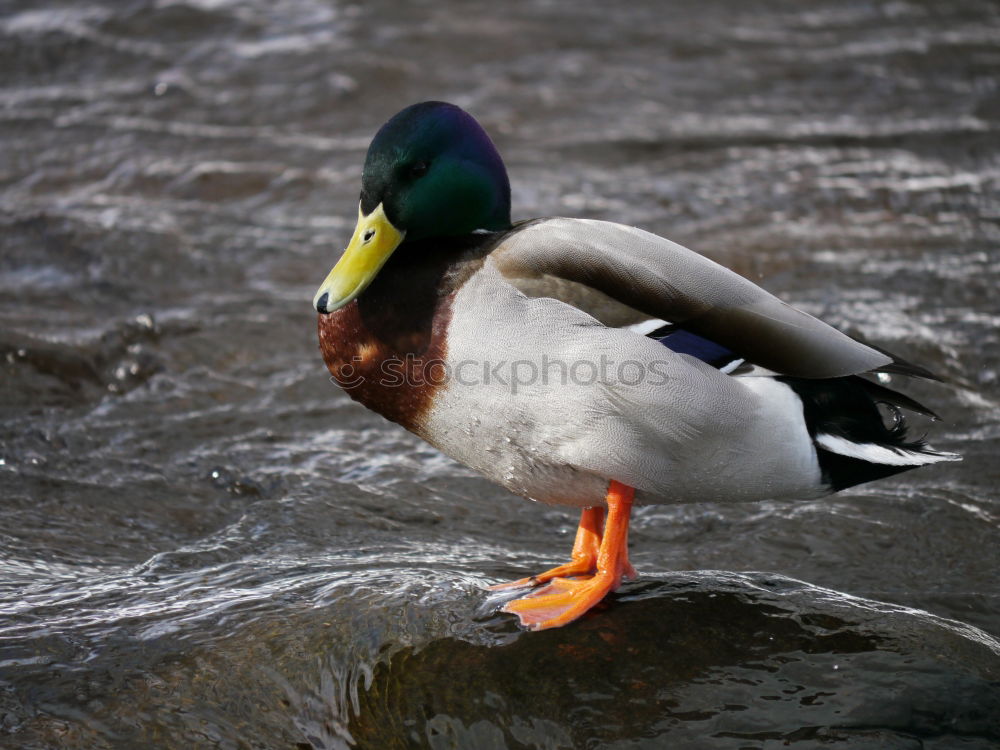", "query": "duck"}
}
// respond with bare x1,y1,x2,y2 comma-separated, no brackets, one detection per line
312,101,960,631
